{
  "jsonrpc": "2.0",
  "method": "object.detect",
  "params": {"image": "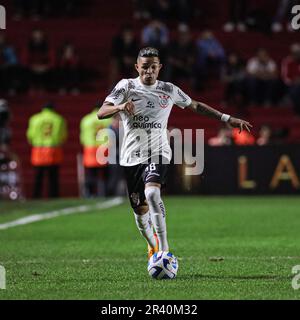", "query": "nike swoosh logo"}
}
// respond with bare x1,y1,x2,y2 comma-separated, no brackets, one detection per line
132,98,141,102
